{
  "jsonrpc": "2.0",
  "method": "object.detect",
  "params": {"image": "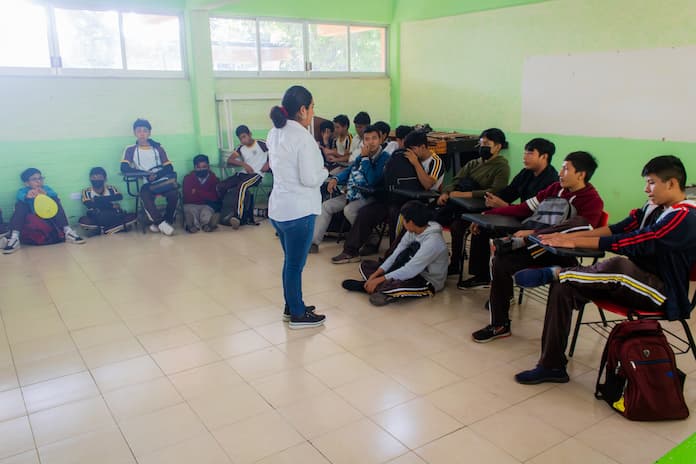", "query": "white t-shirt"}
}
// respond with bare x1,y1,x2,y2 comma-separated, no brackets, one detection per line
234,140,269,176
421,153,445,191
267,120,328,222
129,146,160,172
383,141,399,155
349,135,363,162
